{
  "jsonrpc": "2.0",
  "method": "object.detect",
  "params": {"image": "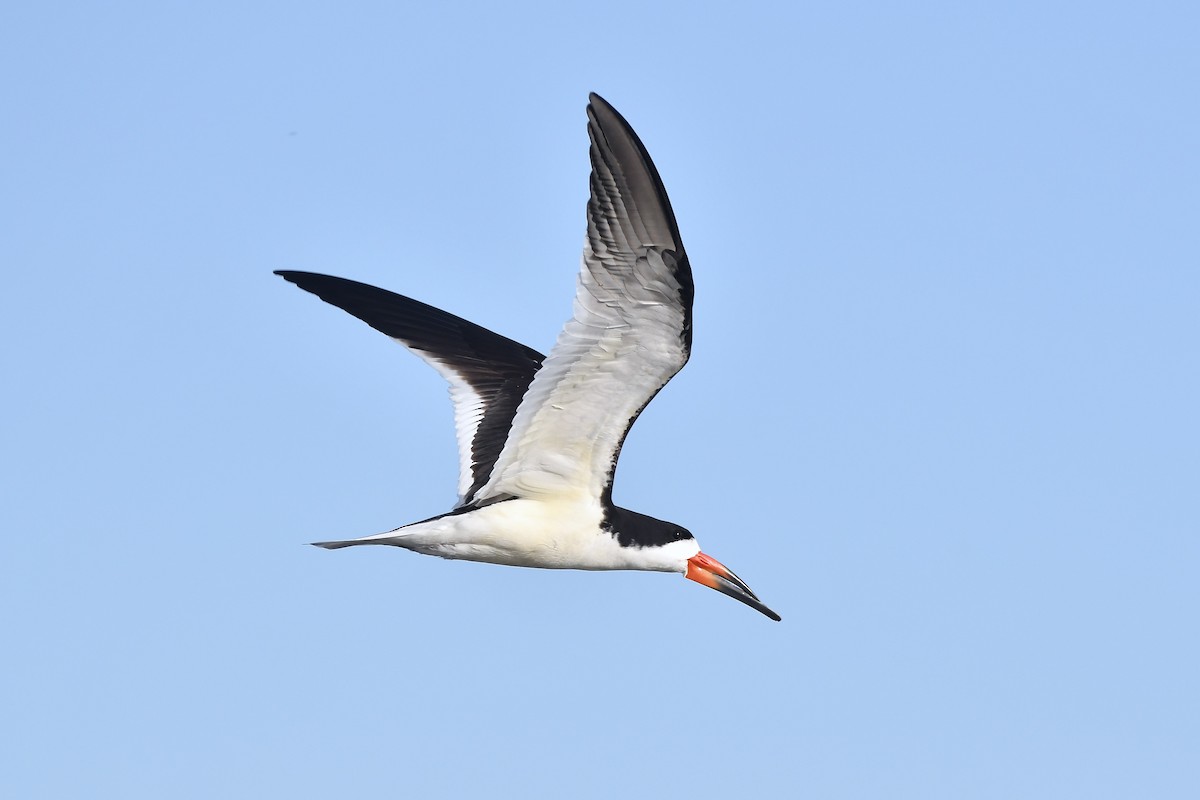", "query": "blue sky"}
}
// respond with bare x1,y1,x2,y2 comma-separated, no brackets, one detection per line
3,1,1197,797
